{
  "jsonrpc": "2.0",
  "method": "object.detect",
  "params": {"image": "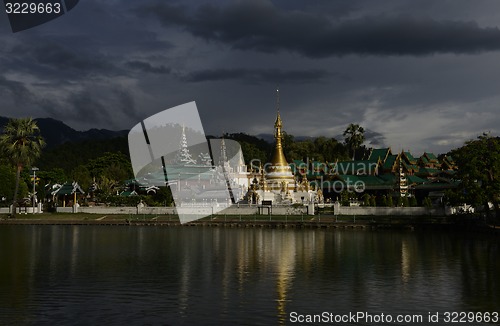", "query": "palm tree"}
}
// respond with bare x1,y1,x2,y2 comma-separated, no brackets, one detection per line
343,123,365,160
0,118,45,217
